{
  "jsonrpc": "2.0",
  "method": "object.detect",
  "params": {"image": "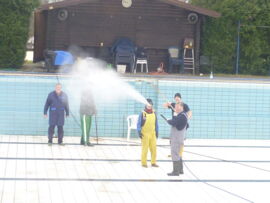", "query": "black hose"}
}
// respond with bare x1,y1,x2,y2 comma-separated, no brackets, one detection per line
95,115,98,144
